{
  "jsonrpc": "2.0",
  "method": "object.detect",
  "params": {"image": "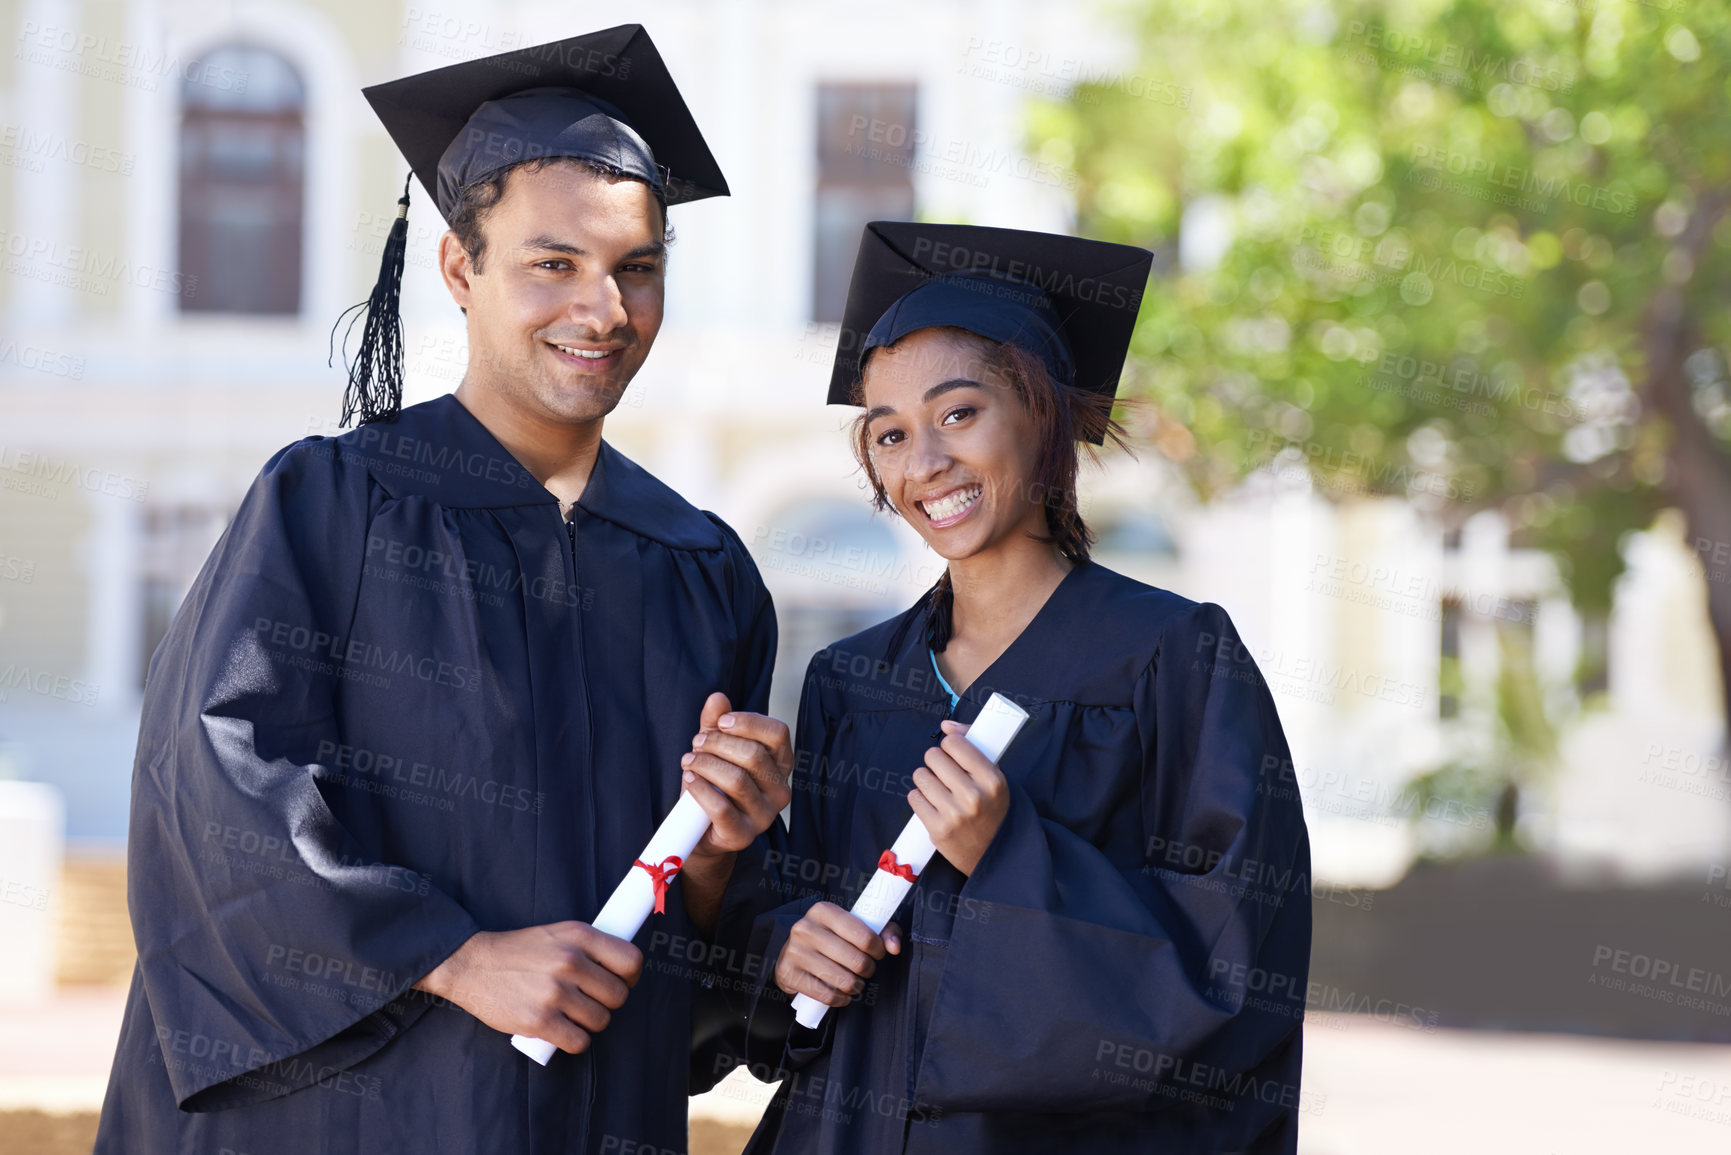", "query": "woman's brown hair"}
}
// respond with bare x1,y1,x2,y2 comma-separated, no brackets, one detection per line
849,327,1134,653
